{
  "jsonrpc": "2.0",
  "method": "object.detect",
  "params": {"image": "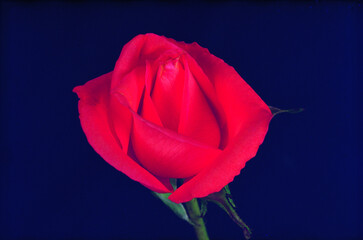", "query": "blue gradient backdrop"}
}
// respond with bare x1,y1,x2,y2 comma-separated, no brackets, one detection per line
1,1,362,240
